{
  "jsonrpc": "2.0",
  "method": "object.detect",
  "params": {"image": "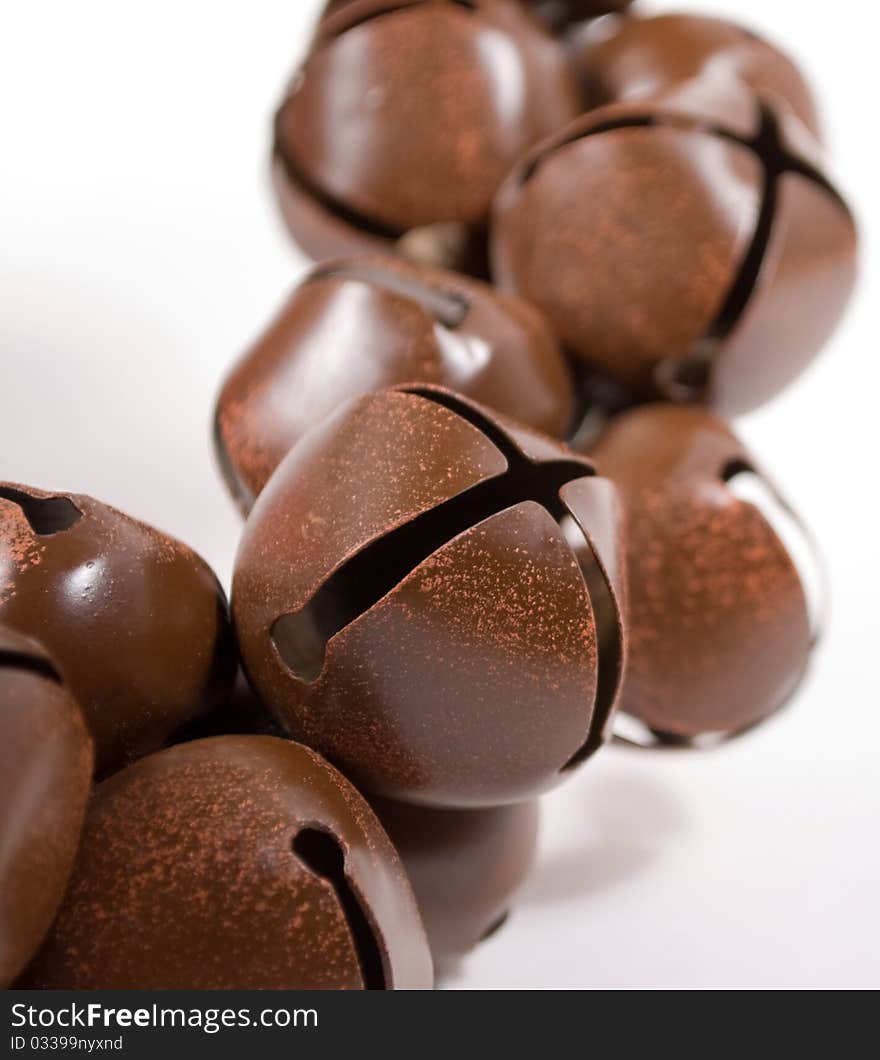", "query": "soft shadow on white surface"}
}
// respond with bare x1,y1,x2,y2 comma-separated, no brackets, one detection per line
521,757,689,908
440,753,691,988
